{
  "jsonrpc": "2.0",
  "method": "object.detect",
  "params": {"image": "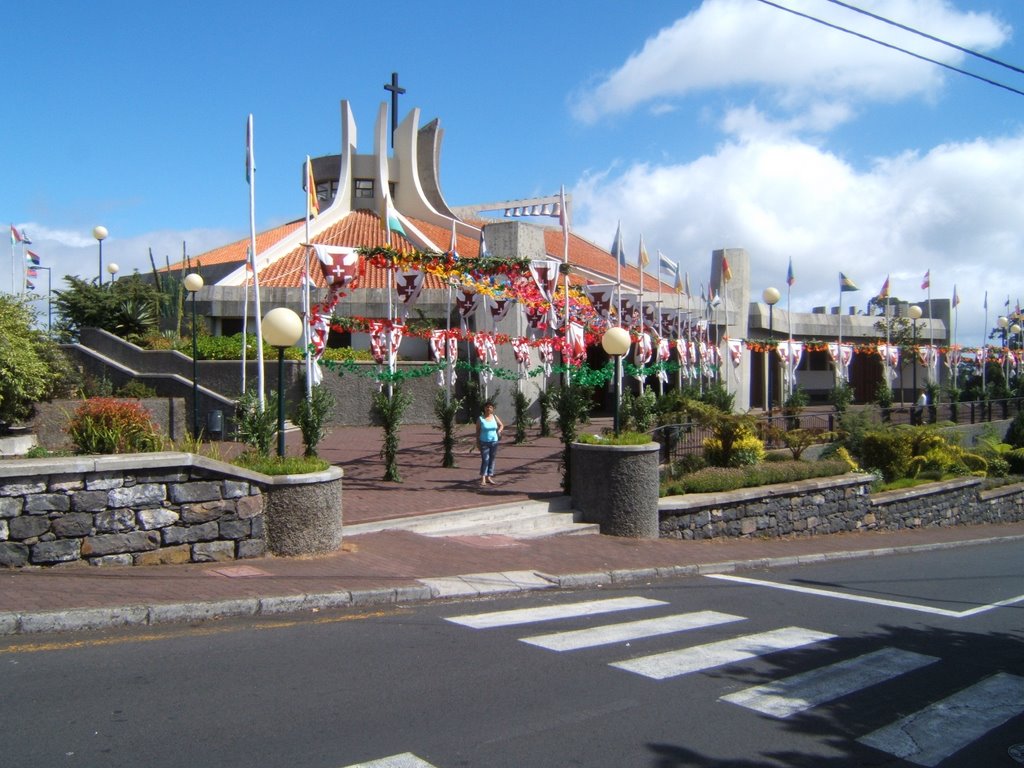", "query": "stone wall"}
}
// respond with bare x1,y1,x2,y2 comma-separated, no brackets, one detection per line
0,453,267,567
659,475,1024,540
